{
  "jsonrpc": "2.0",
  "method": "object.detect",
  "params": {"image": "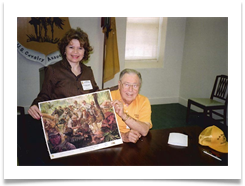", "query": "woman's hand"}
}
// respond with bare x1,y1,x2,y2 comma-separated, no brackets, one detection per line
28,105,42,120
